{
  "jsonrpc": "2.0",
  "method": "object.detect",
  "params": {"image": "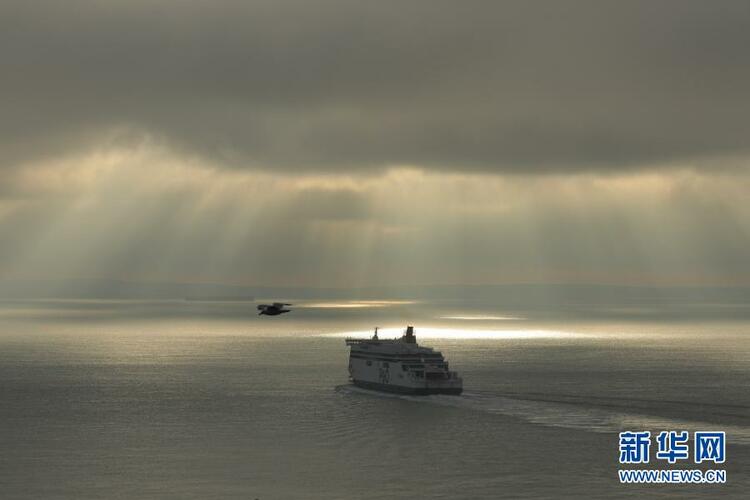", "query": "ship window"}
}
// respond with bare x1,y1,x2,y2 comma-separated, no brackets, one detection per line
382,362,389,367
366,360,372,366
402,365,408,371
